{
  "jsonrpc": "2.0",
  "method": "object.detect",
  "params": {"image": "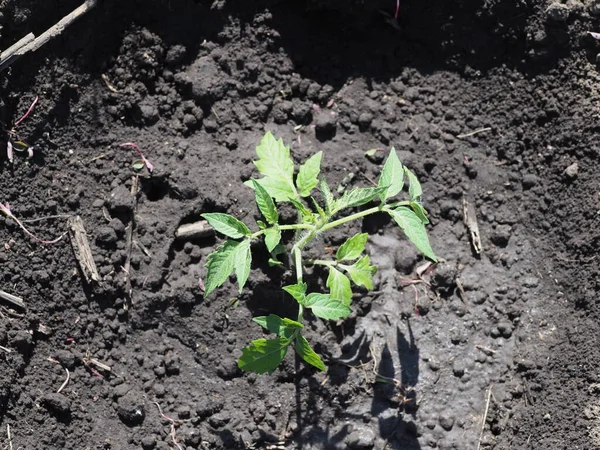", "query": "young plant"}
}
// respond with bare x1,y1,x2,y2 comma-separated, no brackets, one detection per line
121,142,154,173
6,96,39,164
202,132,436,374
